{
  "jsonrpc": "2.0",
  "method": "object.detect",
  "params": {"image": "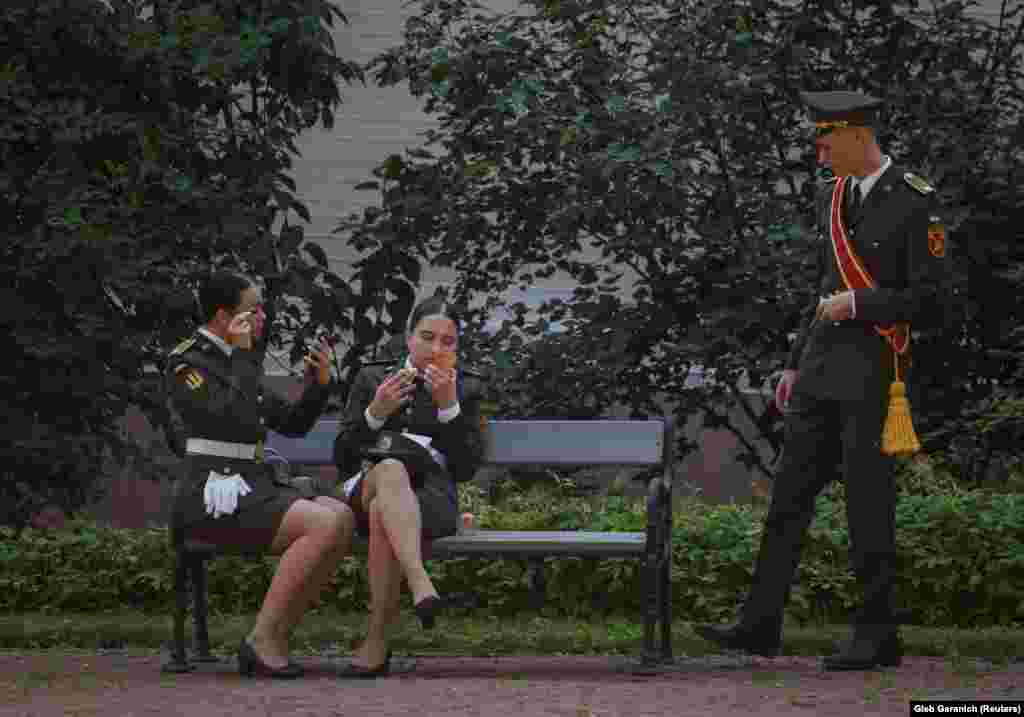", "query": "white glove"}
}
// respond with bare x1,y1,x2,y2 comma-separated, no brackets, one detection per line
203,471,252,519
